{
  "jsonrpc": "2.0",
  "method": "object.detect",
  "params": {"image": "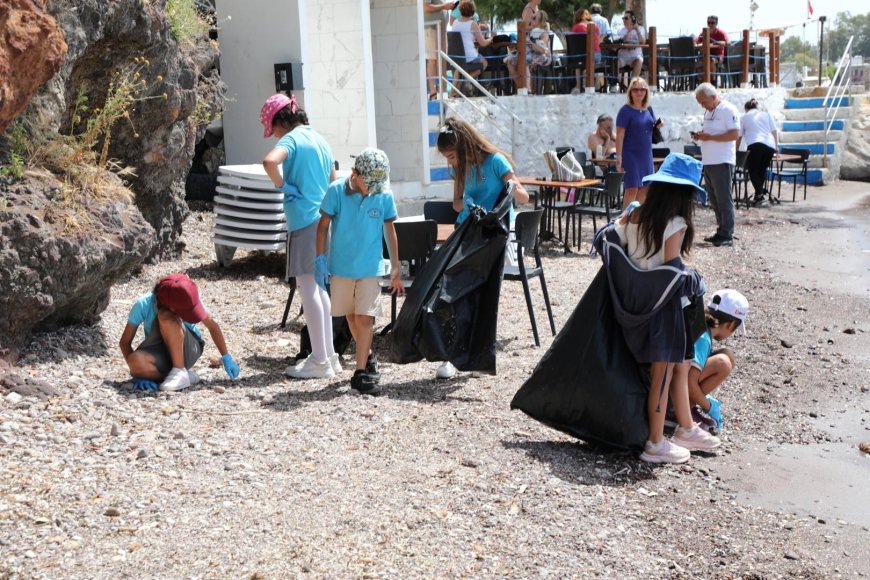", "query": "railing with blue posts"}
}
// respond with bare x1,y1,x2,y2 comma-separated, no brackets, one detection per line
822,35,853,168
